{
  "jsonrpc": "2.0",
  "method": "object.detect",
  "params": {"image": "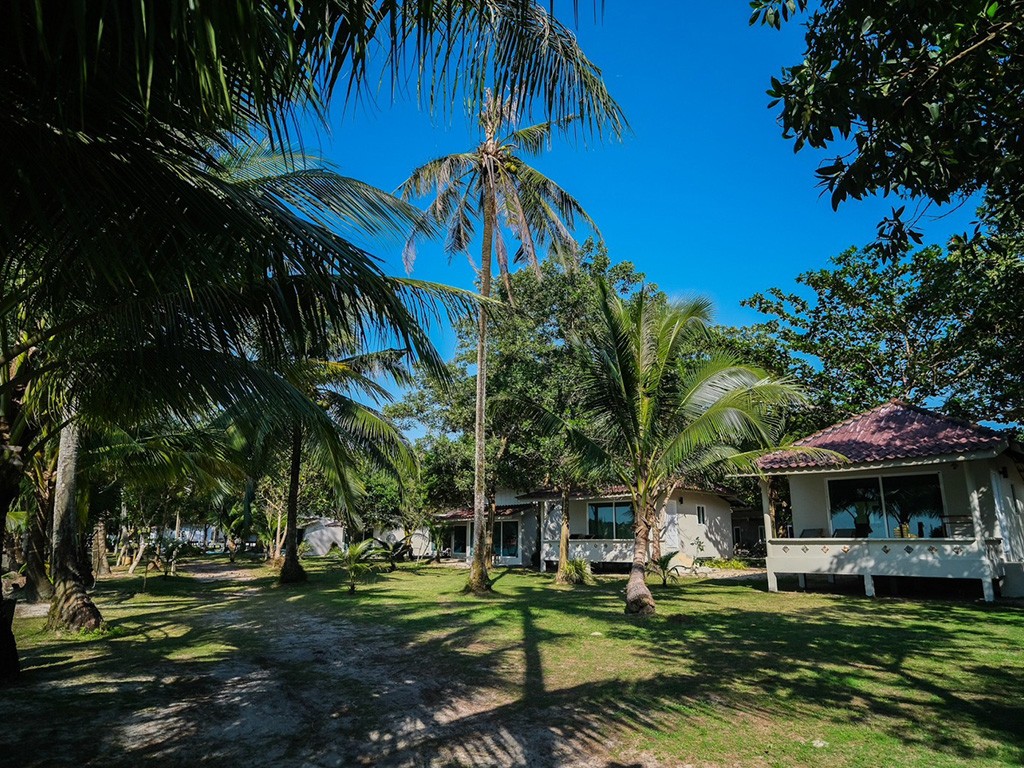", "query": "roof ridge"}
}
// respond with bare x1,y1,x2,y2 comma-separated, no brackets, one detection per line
793,400,895,446
889,398,1004,437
